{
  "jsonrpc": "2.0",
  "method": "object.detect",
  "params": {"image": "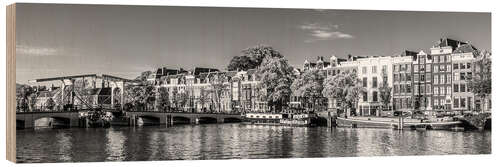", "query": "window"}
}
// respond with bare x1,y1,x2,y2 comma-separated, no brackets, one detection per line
434,87,439,95
460,63,466,69
402,99,407,109
460,98,466,108
426,73,431,82
454,84,459,92
467,63,471,69
460,73,466,80
440,55,445,62
414,65,419,72
454,73,459,81
400,84,405,93
420,74,425,82
447,86,451,95
440,86,445,95
434,66,439,72
372,66,377,74
440,74,445,84
394,85,399,94
434,99,439,106
460,84,466,92
434,75,439,84
400,74,404,82
454,98,459,108
466,83,471,92
414,74,419,82
446,74,451,84
407,85,412,93
426,64,431,72
363,77,367,87
420,65,425,71
394,65,399,72
395,98,400,109
406,74,412,82
394,74,399,83
382,65,387,74
372,77,378,88
447,65,451,72
426,84,431,93
362,67,367,74
373,91,378,102
363,92,368,102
